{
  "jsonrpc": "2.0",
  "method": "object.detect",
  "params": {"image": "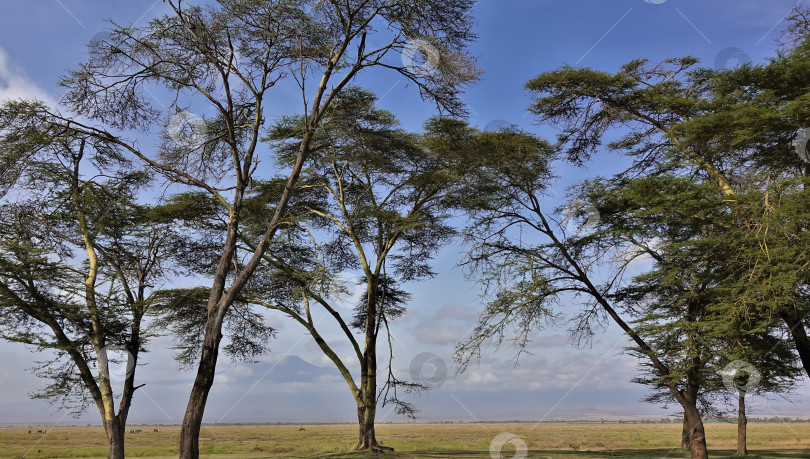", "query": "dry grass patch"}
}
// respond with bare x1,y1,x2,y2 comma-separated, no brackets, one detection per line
0,422,809,458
